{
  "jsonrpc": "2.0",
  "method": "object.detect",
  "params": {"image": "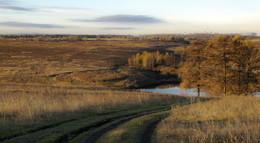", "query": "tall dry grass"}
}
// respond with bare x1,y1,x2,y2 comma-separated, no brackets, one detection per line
156,96,260,143
0,84,176,122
